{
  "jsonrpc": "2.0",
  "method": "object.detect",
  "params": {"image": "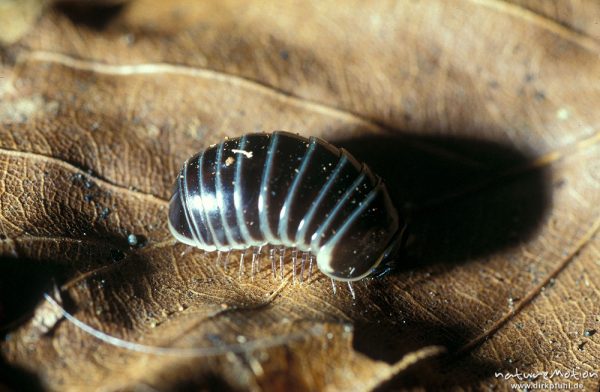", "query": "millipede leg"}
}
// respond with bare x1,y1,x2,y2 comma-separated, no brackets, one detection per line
180,246,194,257
300,252,308,282
331,279,337,295
256,246,263,273
251,247,259,281
216,251,222,266
239,249,246,277
308,255,314,279
279,247,285,280
347,282,356,300
269,248,276,278
291,248,298,283
224,251,231,269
